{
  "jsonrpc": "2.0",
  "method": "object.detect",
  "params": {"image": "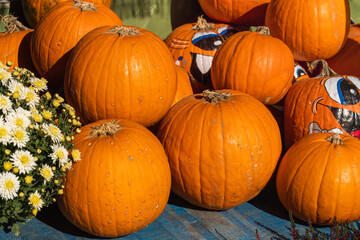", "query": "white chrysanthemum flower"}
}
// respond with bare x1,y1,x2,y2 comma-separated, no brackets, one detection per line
10,127,30,148
0,171,20,200
6,108,31,129
0,68,12,85
0,118,12,145
0,94,12,114
19,87,40,108
40,164,53,183
42,123,64,143
7,79,24,94
10,150,37,174
28,191,44,210
29,77,48,92
49,144,69,167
